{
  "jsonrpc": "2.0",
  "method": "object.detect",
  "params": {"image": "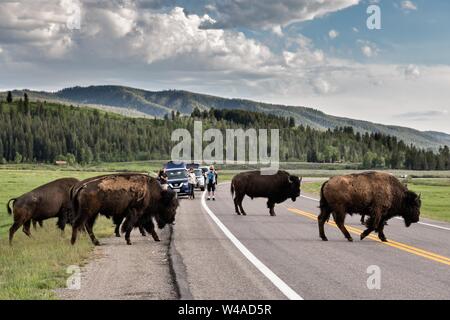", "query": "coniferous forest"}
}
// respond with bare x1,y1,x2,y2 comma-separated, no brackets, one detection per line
0,97,449,170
